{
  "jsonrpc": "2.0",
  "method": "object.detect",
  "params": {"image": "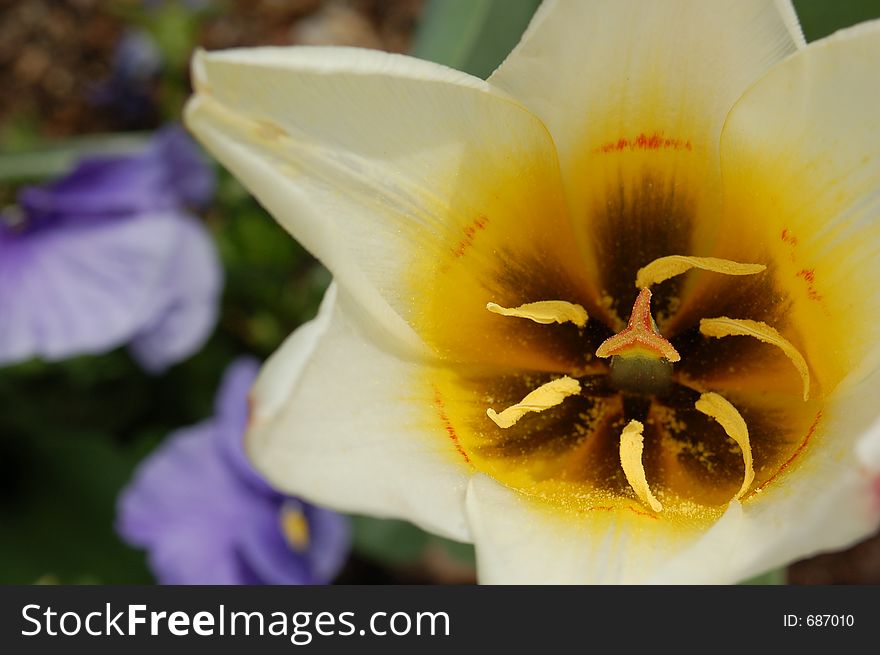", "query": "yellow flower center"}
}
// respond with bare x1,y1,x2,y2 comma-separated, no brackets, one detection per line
481,256,804,514
412,136,834,528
